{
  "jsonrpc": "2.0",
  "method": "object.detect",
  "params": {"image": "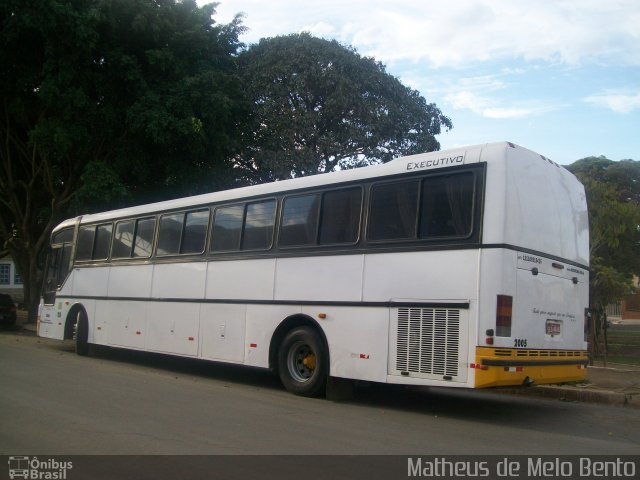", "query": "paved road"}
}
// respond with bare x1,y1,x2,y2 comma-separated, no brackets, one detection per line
1,330,639,456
